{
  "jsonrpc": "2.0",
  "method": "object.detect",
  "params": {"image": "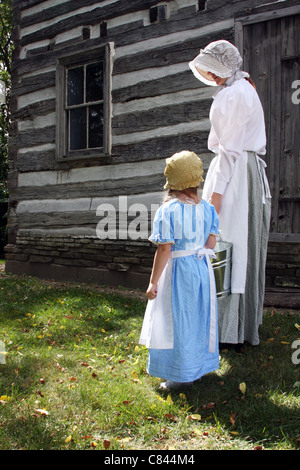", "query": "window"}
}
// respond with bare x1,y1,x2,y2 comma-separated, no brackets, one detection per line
56,45,112,160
